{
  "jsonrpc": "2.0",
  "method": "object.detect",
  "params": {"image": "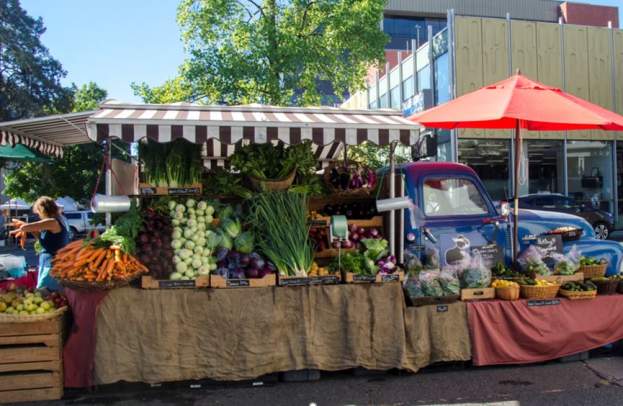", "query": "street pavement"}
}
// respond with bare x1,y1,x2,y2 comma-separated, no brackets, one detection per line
17,356,623,406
